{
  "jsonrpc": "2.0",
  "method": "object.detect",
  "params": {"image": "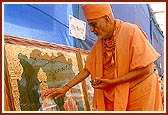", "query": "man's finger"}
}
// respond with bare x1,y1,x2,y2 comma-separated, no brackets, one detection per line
44,88,58,97
93,83,108,89
93,84,103,88
44,88,55,95
98,79,111,84
55,94,64,99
